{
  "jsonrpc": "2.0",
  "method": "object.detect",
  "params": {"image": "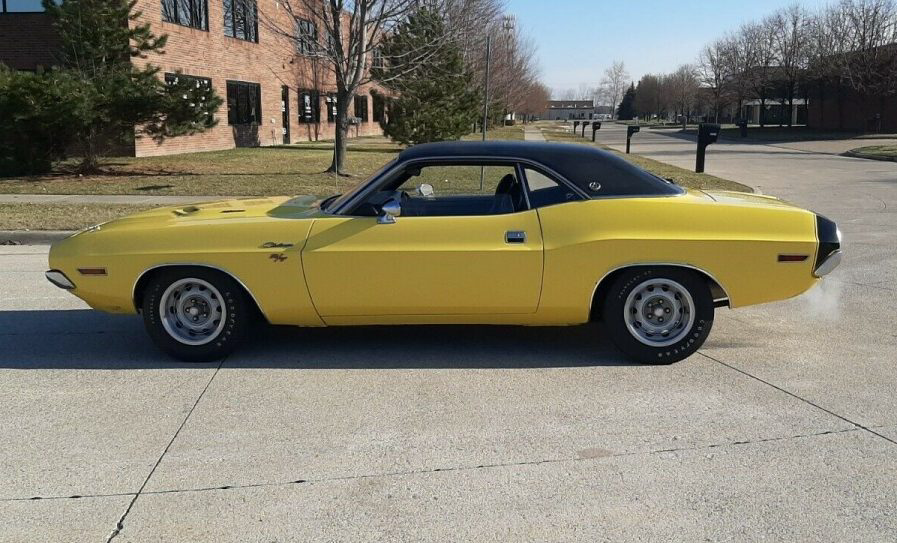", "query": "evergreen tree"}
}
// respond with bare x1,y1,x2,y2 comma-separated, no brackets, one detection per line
374,9,480,145
617,83,637,120
41,0,222,171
